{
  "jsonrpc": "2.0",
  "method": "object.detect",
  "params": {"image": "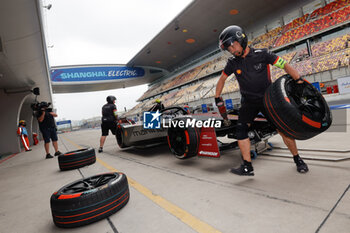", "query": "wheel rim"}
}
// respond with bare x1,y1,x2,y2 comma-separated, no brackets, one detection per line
61,173,118,194
168,128,186,156
286,80,326,122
